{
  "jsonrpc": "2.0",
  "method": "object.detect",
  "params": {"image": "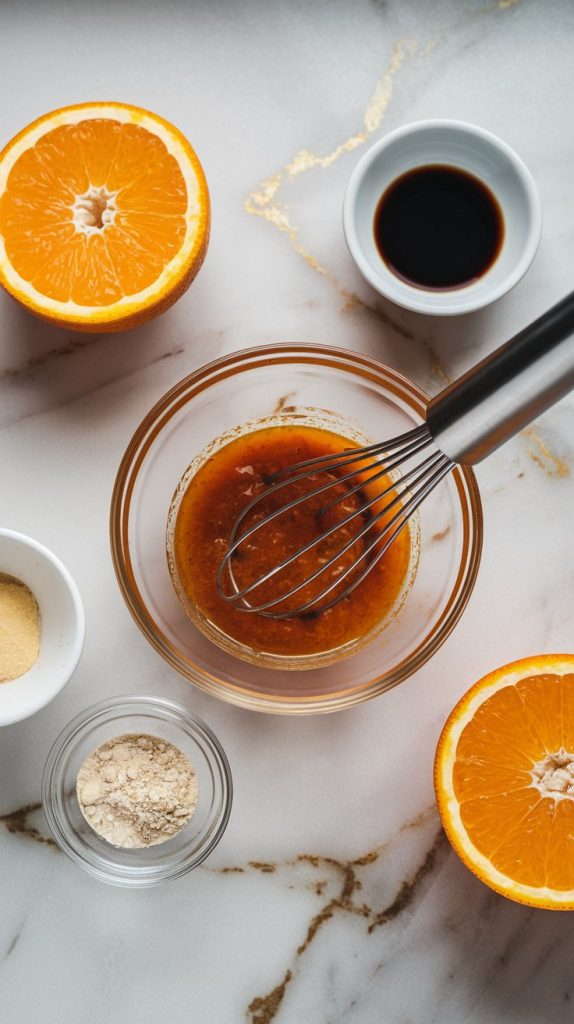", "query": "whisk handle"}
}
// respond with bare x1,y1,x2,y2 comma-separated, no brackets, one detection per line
427,291,574,464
